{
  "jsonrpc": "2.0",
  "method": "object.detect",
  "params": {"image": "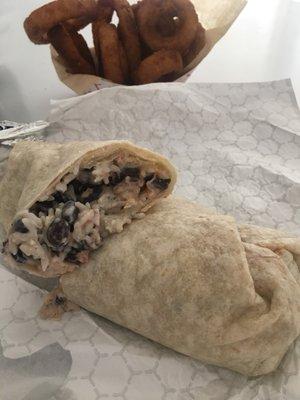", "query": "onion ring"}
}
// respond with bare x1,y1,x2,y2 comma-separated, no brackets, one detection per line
136,0,198,55
95,0,114,23
133,49,183,84
92,21,102,73
131,1,141,17
70,29,95,66
63,0,113,32
64,15,94,32
155,14,180,37
96,22,125,84
114,0,141,73
132,2,154,60
92,0,114,74
24,0,97,44
132,2,162,60
119,42,130,83
49,24,95,75
183,23,206,66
